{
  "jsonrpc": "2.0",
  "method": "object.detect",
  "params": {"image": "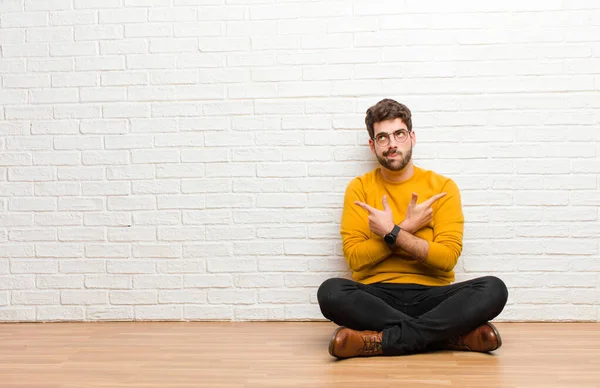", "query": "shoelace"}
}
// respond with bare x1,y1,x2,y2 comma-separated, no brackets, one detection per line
361,335,382,354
